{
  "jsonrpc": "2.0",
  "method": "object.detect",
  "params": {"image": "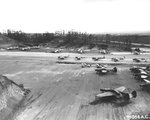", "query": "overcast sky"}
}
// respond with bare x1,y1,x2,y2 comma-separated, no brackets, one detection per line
0,0,150,33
